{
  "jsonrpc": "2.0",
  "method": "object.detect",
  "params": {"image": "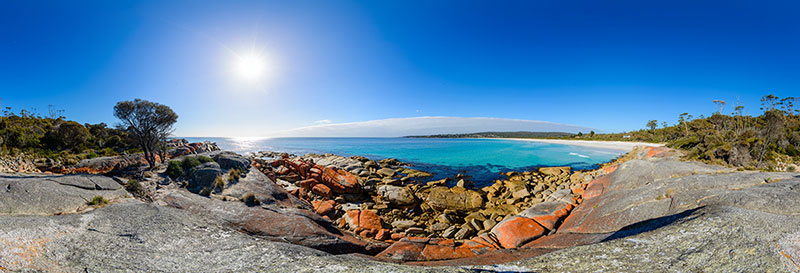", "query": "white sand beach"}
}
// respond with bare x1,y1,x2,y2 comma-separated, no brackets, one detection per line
499,138,664,151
